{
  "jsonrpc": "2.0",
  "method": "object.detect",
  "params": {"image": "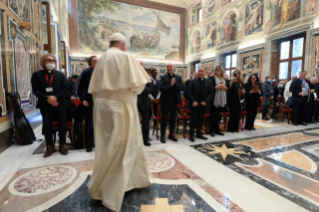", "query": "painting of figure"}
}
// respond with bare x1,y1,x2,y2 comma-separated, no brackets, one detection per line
303,0,318,15
192,30,201,54
8,0,30,22
275,0,301,26
206,0,216,15
223,12,236,43
78,1,181,60
242,54,261,71
245,0,264,35
205,22,216,49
